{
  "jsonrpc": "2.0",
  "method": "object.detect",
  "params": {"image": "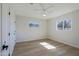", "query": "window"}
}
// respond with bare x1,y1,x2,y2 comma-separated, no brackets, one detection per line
29,21,39,27
29,23,39,27
56,19,72,31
